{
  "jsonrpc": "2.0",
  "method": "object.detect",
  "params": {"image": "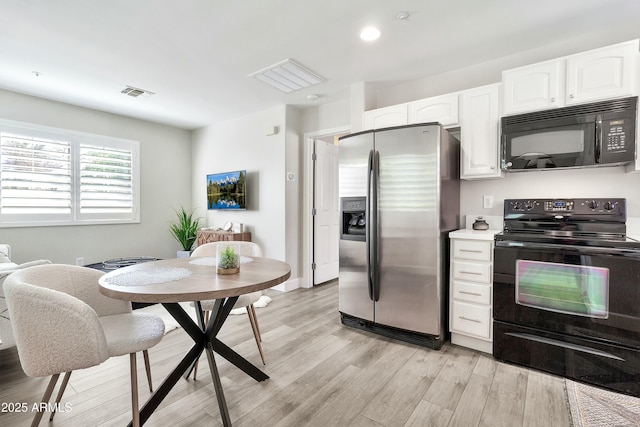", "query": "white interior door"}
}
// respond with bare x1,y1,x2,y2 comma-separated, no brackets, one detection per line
313,139,339,284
